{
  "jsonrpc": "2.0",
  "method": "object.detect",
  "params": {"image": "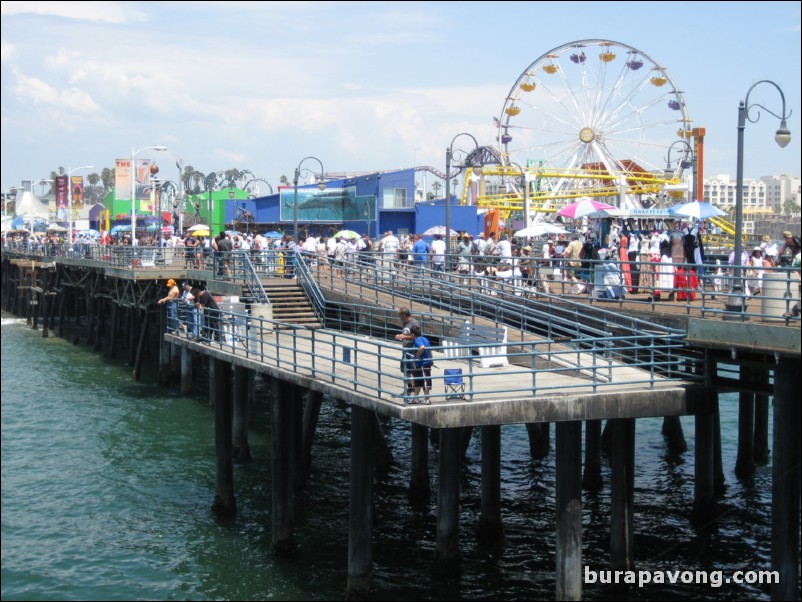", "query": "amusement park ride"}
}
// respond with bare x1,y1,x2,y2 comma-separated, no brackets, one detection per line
449,39,735,237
